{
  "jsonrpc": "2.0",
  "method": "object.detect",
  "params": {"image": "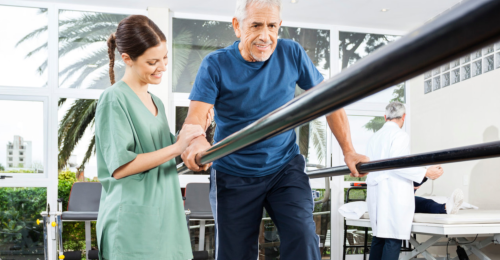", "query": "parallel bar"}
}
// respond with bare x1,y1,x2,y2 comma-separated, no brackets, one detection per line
196,0,500,166
307,141,500,179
